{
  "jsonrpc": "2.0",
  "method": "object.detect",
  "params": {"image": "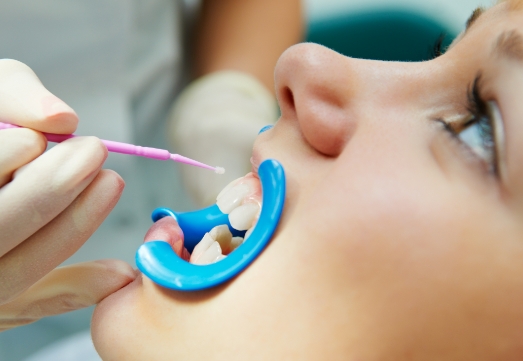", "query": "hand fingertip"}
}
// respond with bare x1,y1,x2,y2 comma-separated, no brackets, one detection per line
41,95,78,133
96,259,137,281
98,169,125,192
